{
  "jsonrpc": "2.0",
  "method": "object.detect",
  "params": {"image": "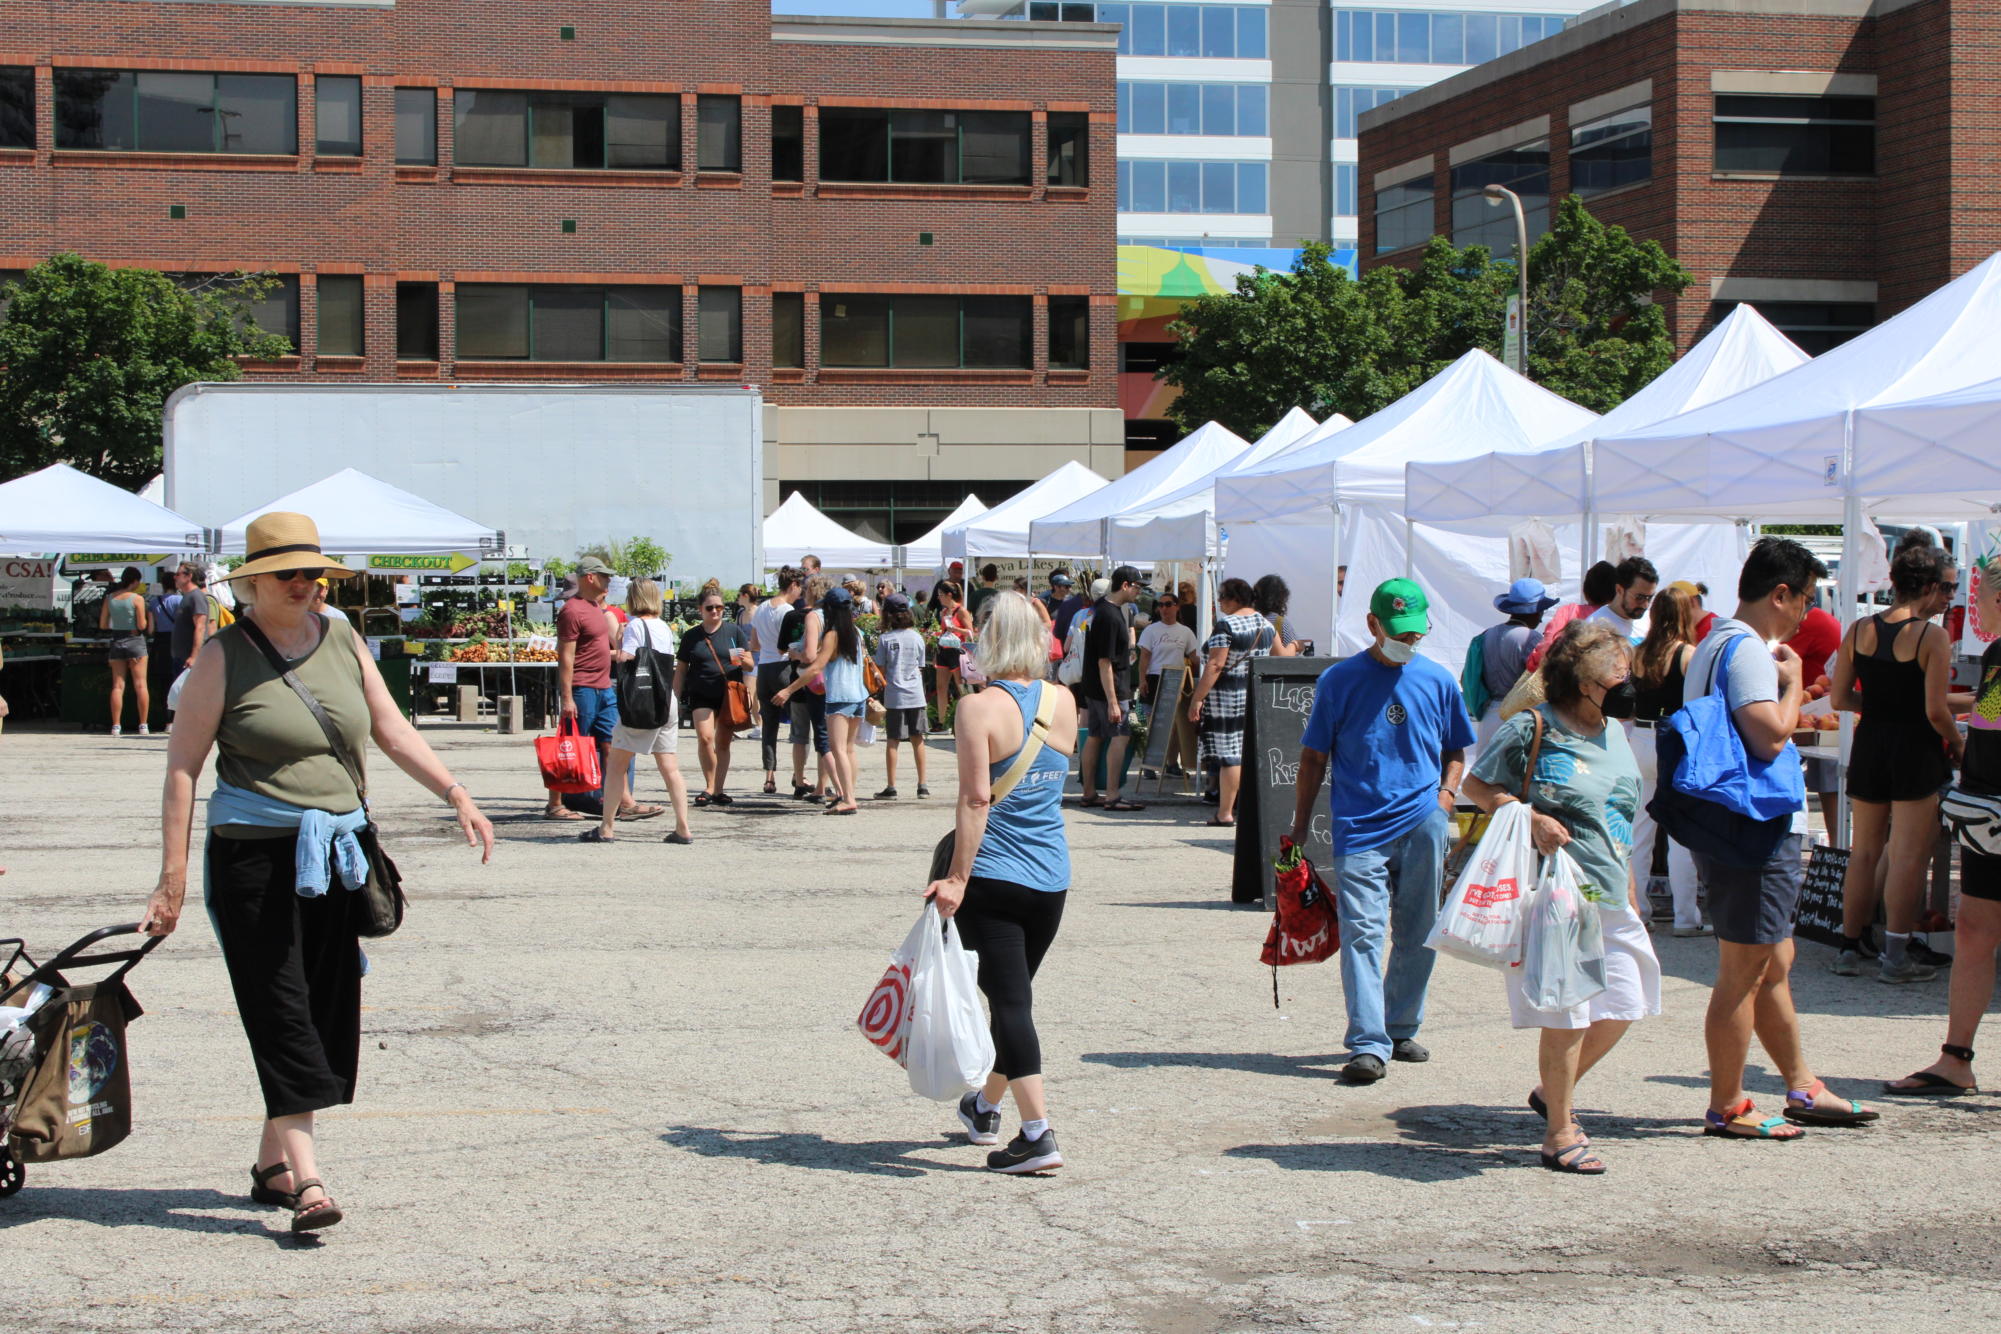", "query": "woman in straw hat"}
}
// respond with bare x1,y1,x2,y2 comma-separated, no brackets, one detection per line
138,512,496,1234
